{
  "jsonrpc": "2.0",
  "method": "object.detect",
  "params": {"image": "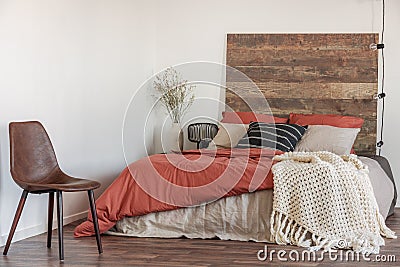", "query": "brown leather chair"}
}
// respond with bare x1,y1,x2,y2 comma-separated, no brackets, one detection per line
3,121,103,261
